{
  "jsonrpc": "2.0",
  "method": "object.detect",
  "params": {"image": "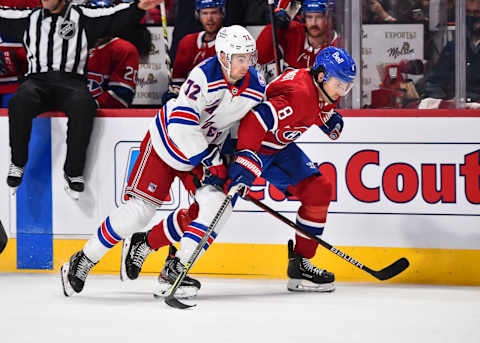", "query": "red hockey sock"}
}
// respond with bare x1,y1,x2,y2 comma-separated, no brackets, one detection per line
293,234,318,259
147,203,199,249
